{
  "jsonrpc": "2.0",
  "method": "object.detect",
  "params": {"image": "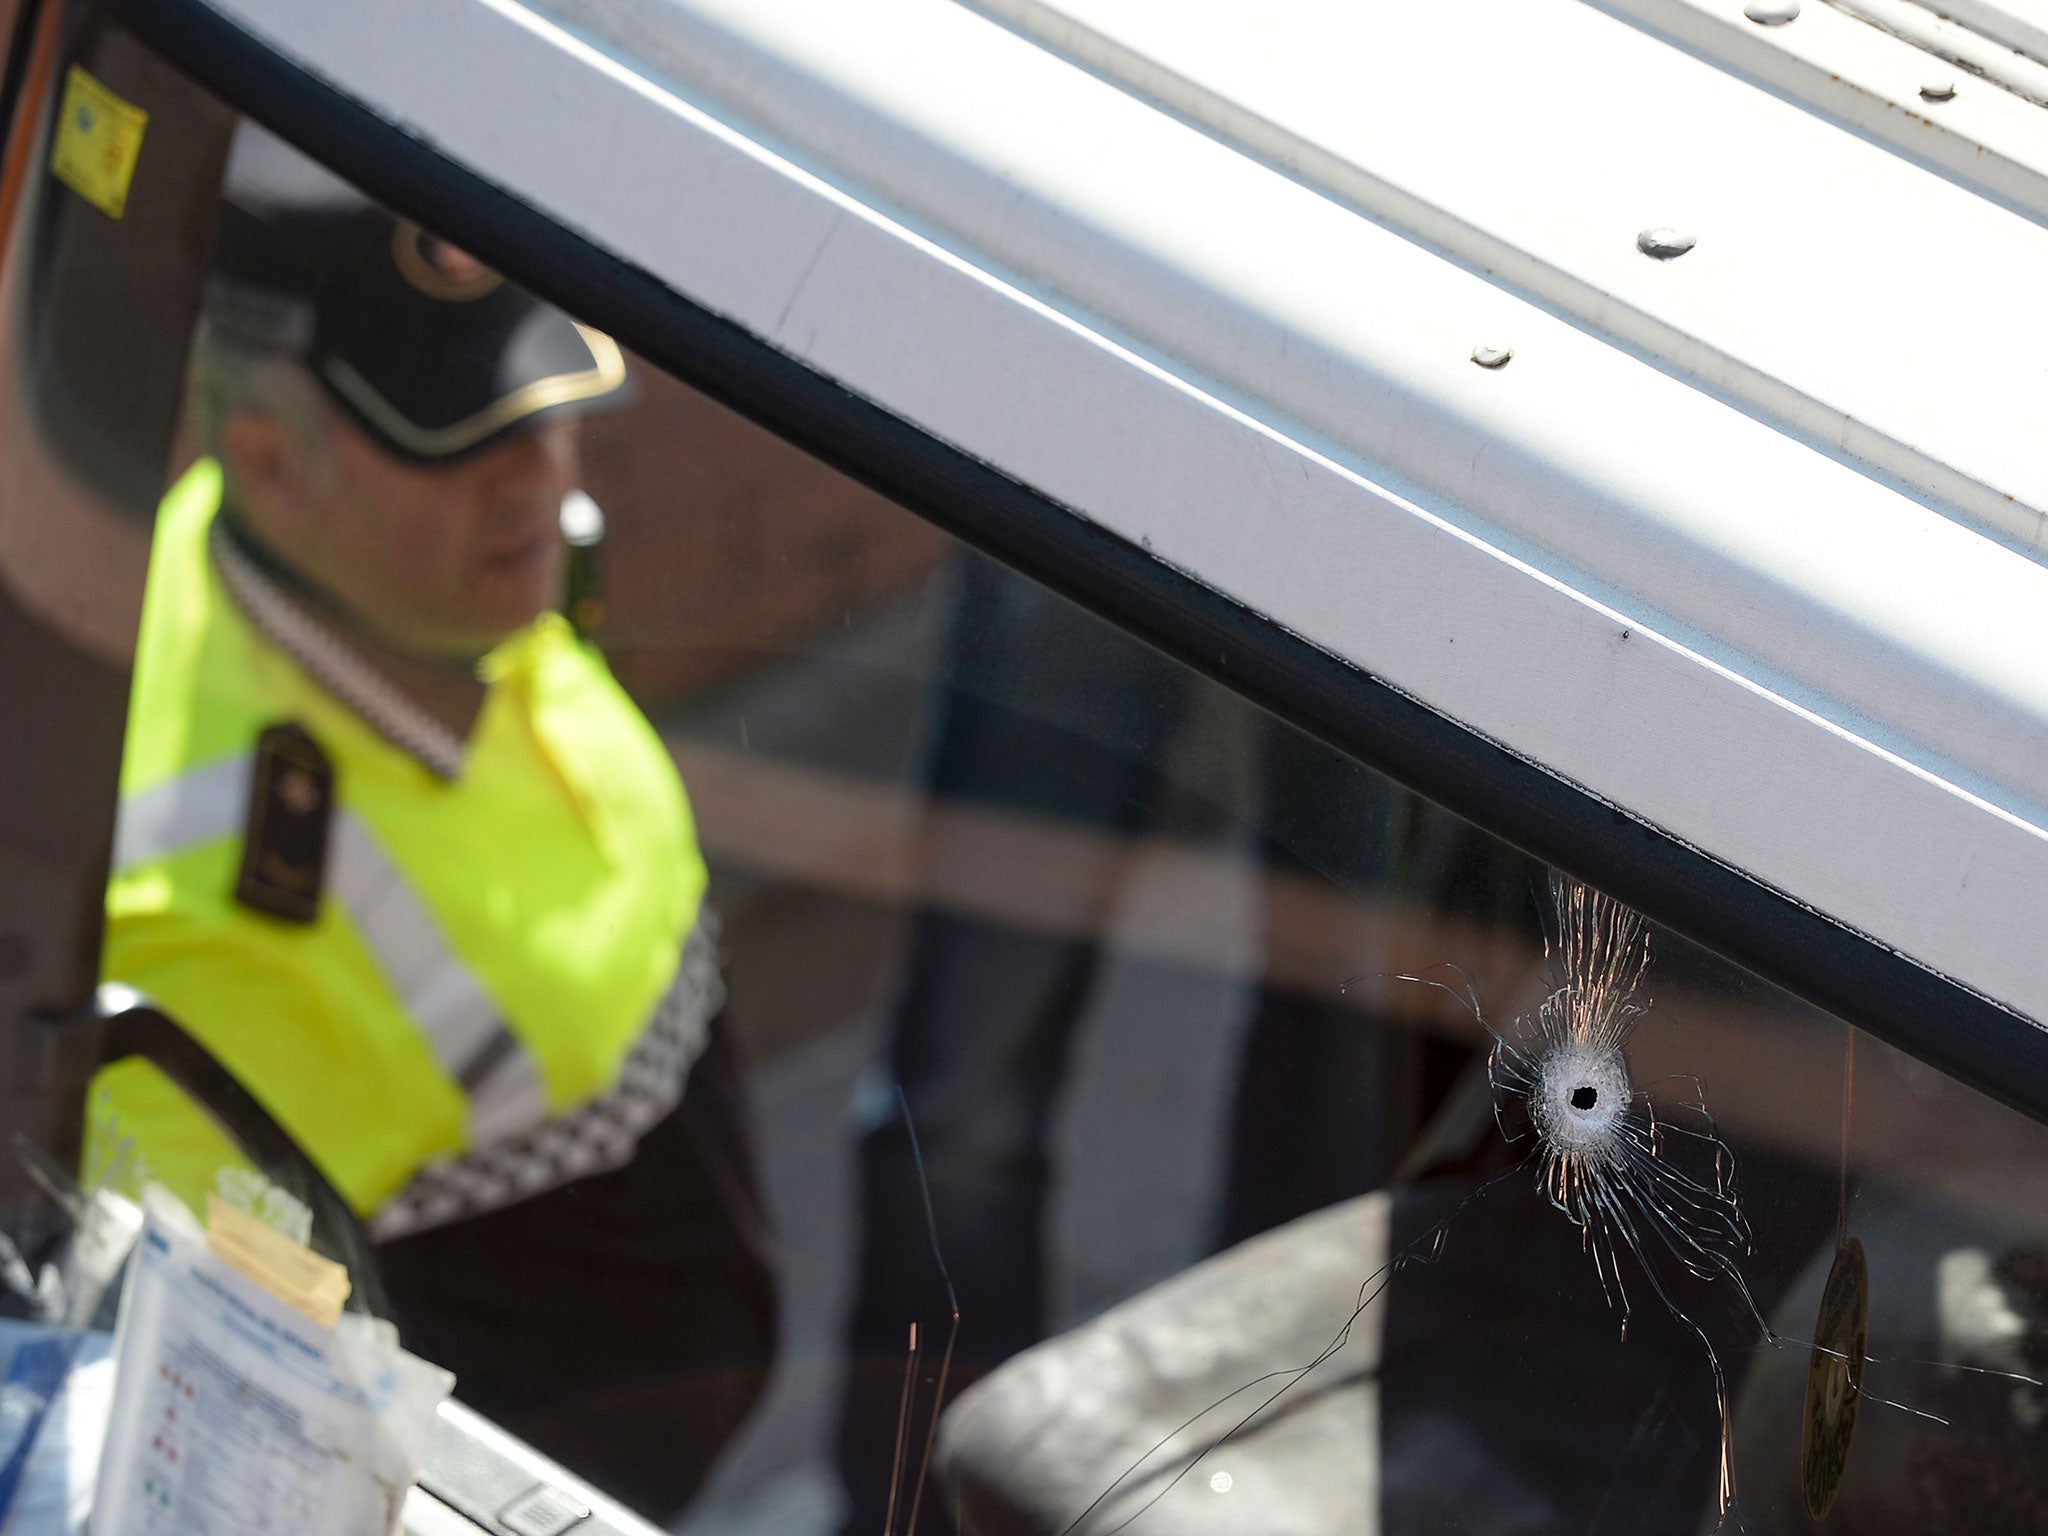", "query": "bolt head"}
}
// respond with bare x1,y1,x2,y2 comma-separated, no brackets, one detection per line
1636,227,1697,260
1743,0,1799,23
1920,78,1957,102
1470,344,1513,369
